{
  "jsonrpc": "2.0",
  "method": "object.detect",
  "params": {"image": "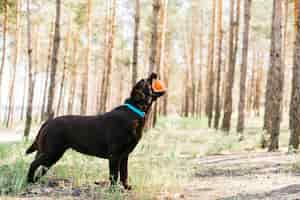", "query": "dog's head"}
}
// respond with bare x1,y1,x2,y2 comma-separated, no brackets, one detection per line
130,73,166,111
